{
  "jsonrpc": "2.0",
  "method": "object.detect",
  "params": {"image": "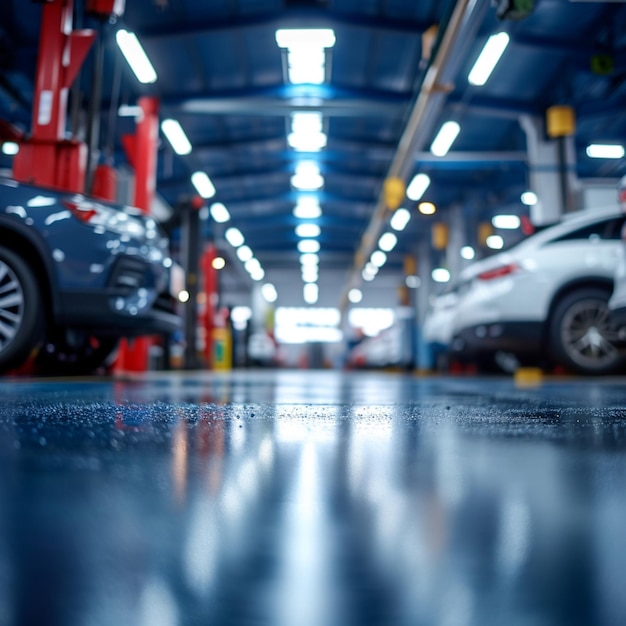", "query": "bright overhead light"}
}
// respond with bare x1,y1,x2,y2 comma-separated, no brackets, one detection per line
521,191,537,206
407,173,431,201
295,223,321,238
486,234,504,249
432,268,451,283
468,32,510,87
236,245,253,262
586,144,625,159
418,201,436,215
245,258,261,274
117,104,142,117
365,262,378,275
370,250,387,268
178,290,190,303
300,253,319,266
460,245,475,260
262,283,278,303
1,142,19,155
116,29,157,84
288,132,327,152
161,119,192,155
303,283,319,304
294,200,322,219
251,268,265,281
362,269,376,281
292,112,323,133
348,288,363,304
378,232,397,252
430,121,461,157
298,239,320,253
390,208,411,231
275,29,336,49
210,202,230,223
191,172,216,198
225,227,245,247
291,161,324,190
212,257,226,270
302,269,318,283
492,215,520,229
406,275,421,288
